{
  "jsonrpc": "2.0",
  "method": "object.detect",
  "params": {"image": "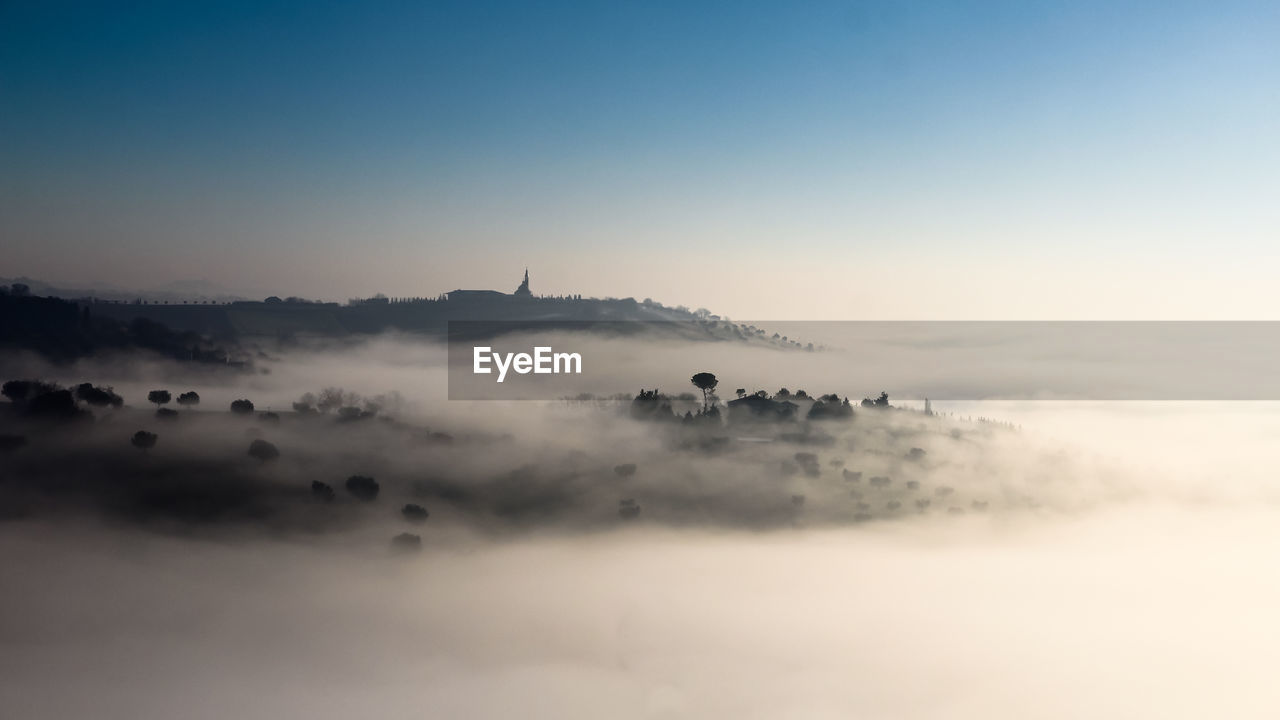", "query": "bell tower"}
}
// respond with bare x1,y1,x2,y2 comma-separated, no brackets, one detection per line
513,267,532,297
